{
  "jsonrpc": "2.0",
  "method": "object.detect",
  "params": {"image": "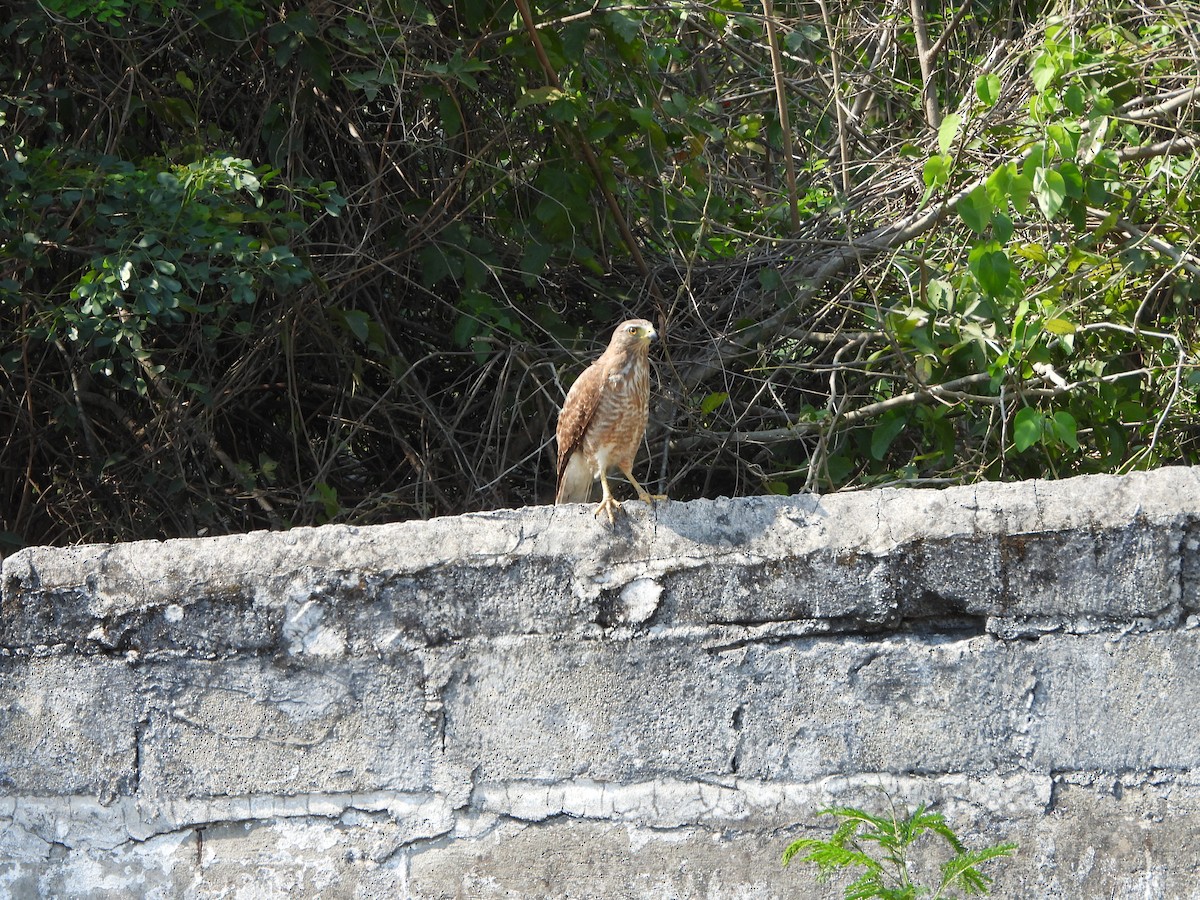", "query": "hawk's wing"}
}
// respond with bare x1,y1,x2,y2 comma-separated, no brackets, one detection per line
556,361,604,502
